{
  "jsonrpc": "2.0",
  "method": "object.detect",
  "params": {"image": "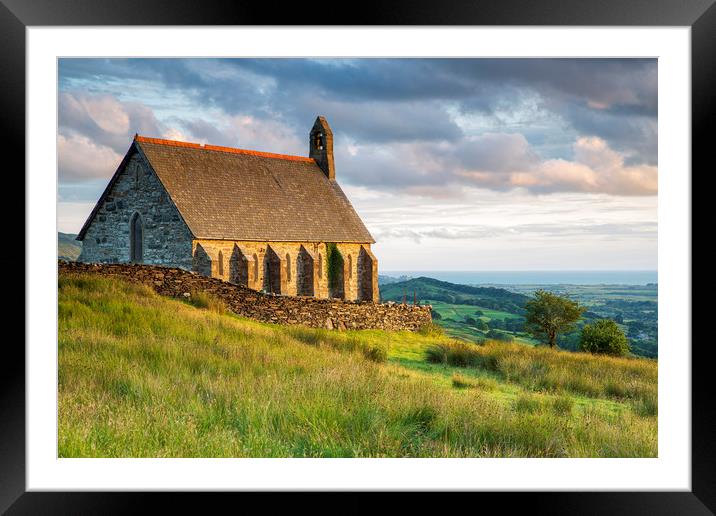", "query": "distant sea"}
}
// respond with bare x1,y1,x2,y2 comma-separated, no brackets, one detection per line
381,270,657,286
